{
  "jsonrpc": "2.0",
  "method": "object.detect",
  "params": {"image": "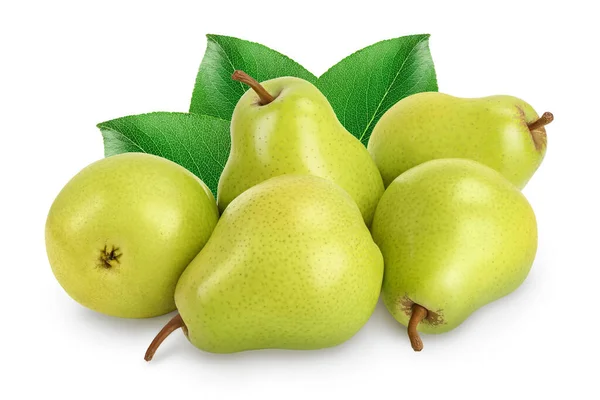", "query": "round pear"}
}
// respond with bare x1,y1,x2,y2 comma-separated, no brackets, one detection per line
45,153,219,318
